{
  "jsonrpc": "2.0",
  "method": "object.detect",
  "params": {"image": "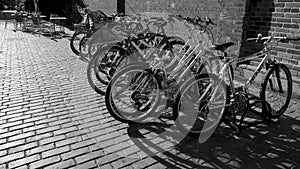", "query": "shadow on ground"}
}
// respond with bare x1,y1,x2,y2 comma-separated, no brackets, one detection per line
127,113,300,168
